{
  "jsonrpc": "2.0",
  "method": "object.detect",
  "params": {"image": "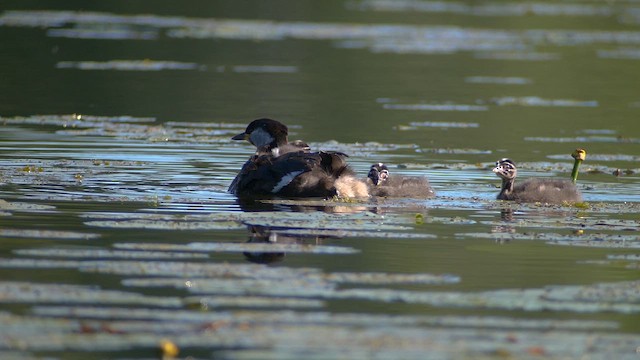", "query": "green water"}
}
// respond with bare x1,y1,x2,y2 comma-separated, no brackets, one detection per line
1,1,640,359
